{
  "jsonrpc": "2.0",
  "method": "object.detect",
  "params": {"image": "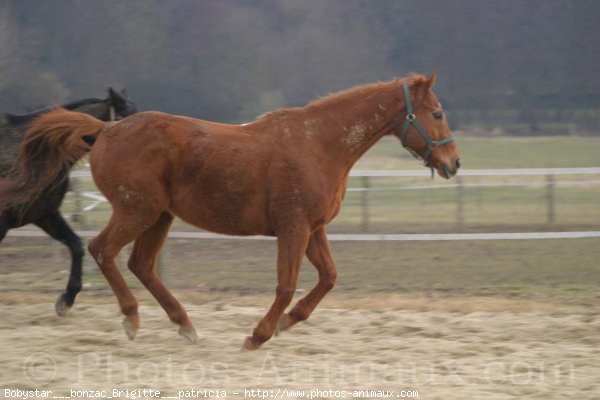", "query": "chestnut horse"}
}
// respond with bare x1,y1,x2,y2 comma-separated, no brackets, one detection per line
16,73,459,349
